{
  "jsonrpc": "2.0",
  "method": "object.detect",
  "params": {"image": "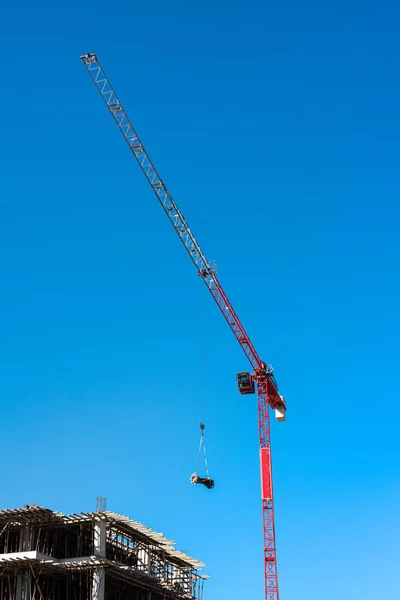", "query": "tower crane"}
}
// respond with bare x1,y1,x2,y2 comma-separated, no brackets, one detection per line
81,52,287,600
